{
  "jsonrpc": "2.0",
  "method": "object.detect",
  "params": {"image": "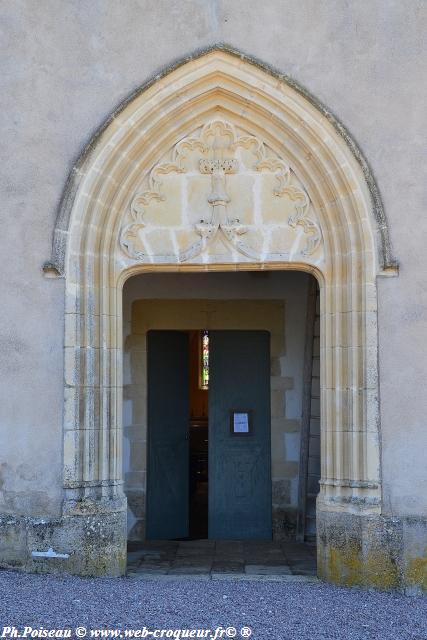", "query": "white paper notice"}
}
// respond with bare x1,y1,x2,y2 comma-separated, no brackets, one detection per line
233,412,249,433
